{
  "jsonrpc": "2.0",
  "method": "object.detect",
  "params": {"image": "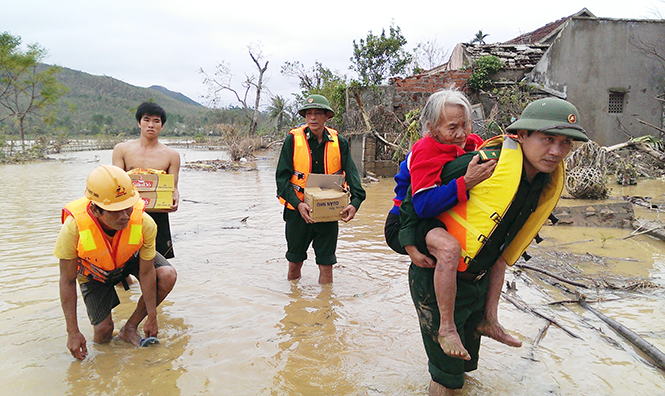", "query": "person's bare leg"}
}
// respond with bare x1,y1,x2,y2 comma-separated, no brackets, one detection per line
429,379,454,396
318,264,333,284
93,315,114,344
427,228,470,360
288,261,303,280
476,257,522,347
119,265,177,346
